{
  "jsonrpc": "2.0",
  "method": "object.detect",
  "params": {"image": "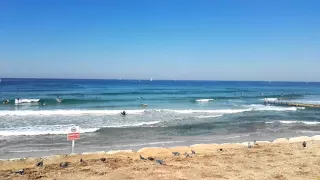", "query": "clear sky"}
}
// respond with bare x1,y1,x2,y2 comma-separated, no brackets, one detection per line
1,0,319,81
